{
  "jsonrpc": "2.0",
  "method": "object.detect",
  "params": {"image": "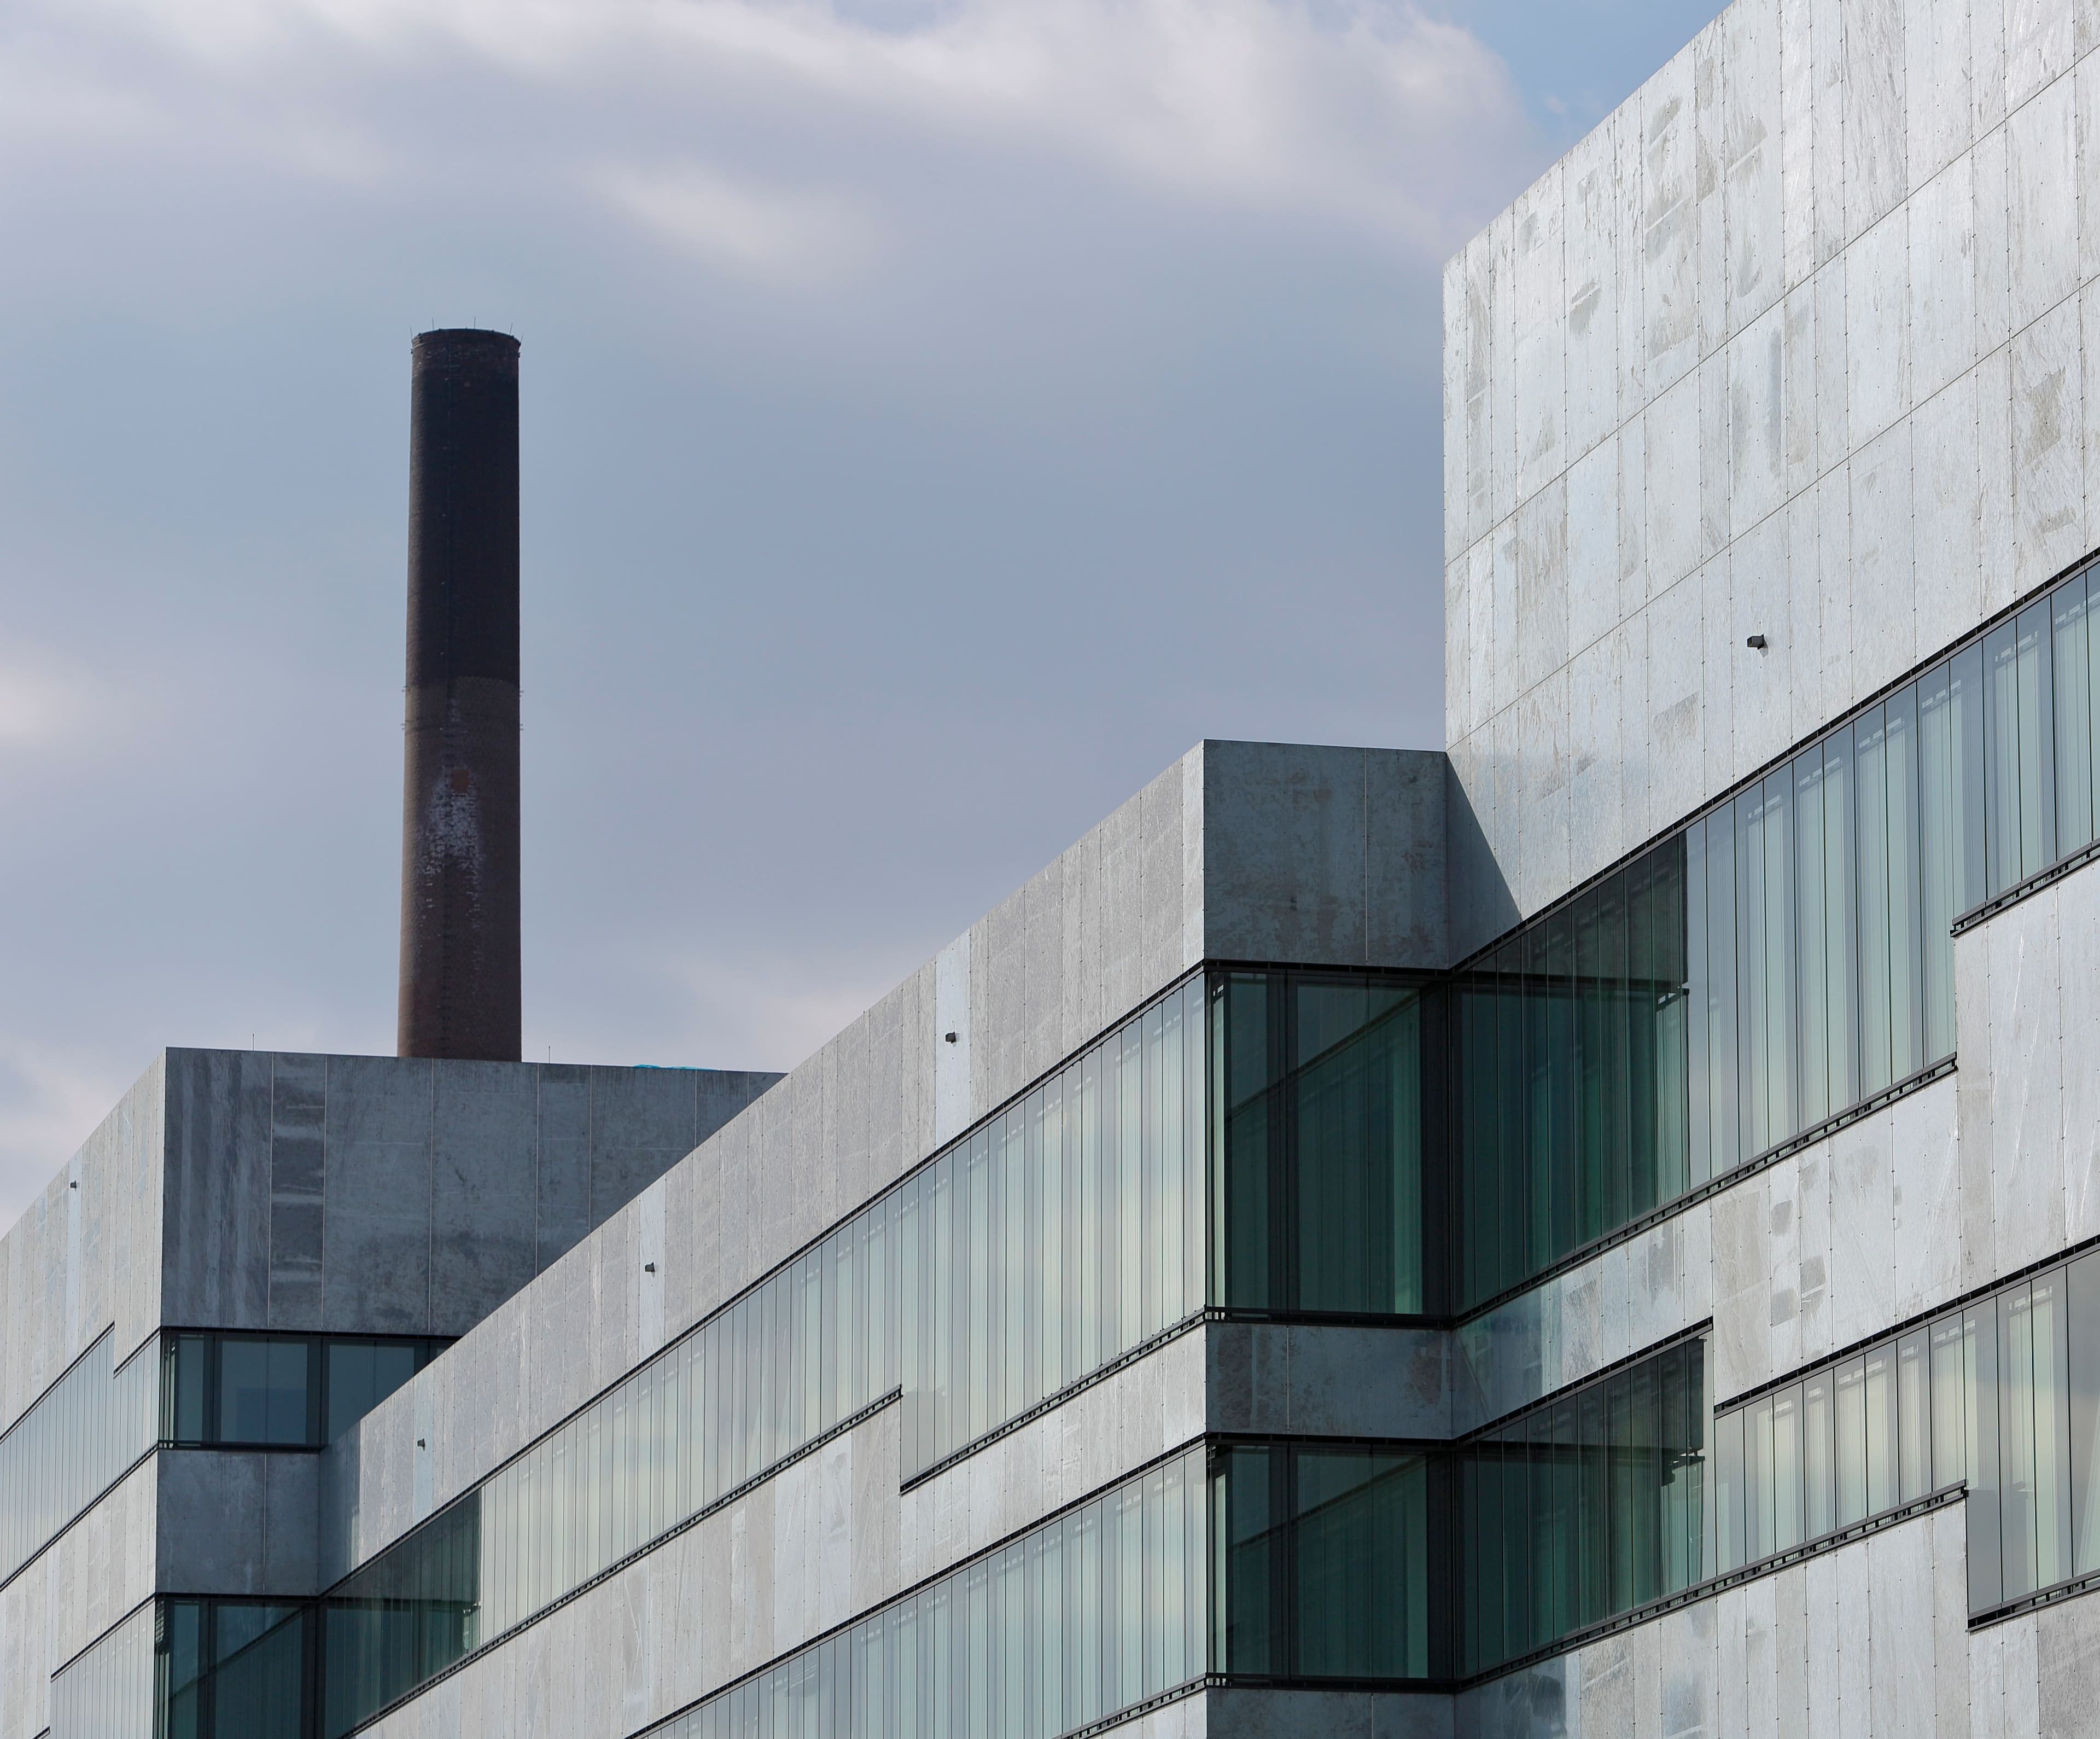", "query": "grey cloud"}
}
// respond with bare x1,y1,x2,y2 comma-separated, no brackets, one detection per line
0,0,1549,1223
